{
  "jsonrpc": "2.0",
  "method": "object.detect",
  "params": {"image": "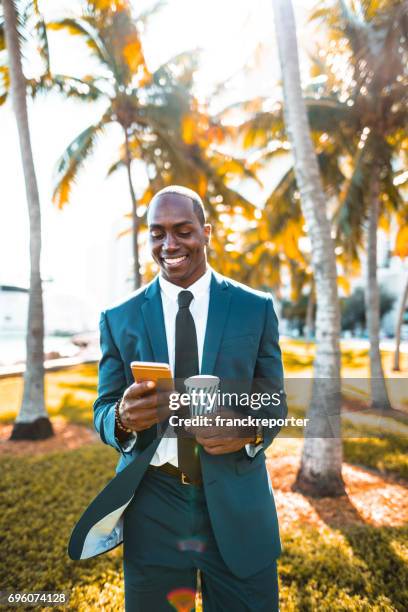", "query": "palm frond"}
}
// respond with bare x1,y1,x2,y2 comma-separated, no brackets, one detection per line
14,1,30,49
136,0,167,24
380,157,405,213
264,168,303,238
106,138,143,177
0,0,28,59
305,97,355,133
52,117,108,208
253,144,291,165
308,5,335,23
1,1,50,74
153,51,199,92
208,150,263,187
47,18,110,69
33,13,50,73
106,158,126,177
334,142,371,258
239,108,285,149
28,73,105,101
133,123,255,218
215,96,270,121
23,0,50,73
